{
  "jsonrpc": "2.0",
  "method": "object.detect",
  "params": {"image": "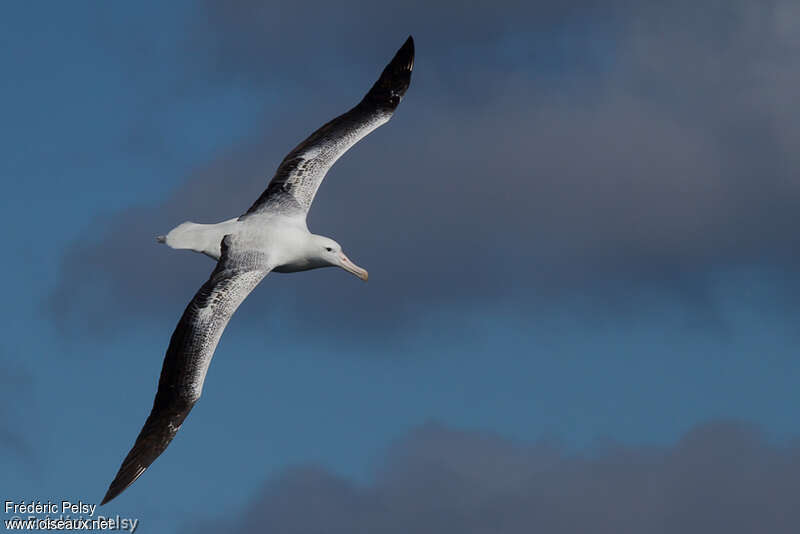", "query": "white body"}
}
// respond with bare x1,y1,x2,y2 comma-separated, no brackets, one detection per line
161,215,327,272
